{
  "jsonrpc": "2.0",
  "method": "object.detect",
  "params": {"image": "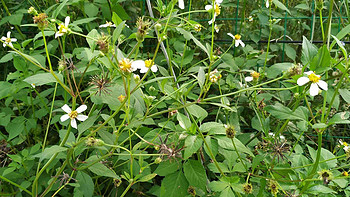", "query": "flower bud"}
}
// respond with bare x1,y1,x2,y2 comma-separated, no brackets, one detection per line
155,157,162,164
225,125,236,139
28,7,38,15
155,23,162,31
